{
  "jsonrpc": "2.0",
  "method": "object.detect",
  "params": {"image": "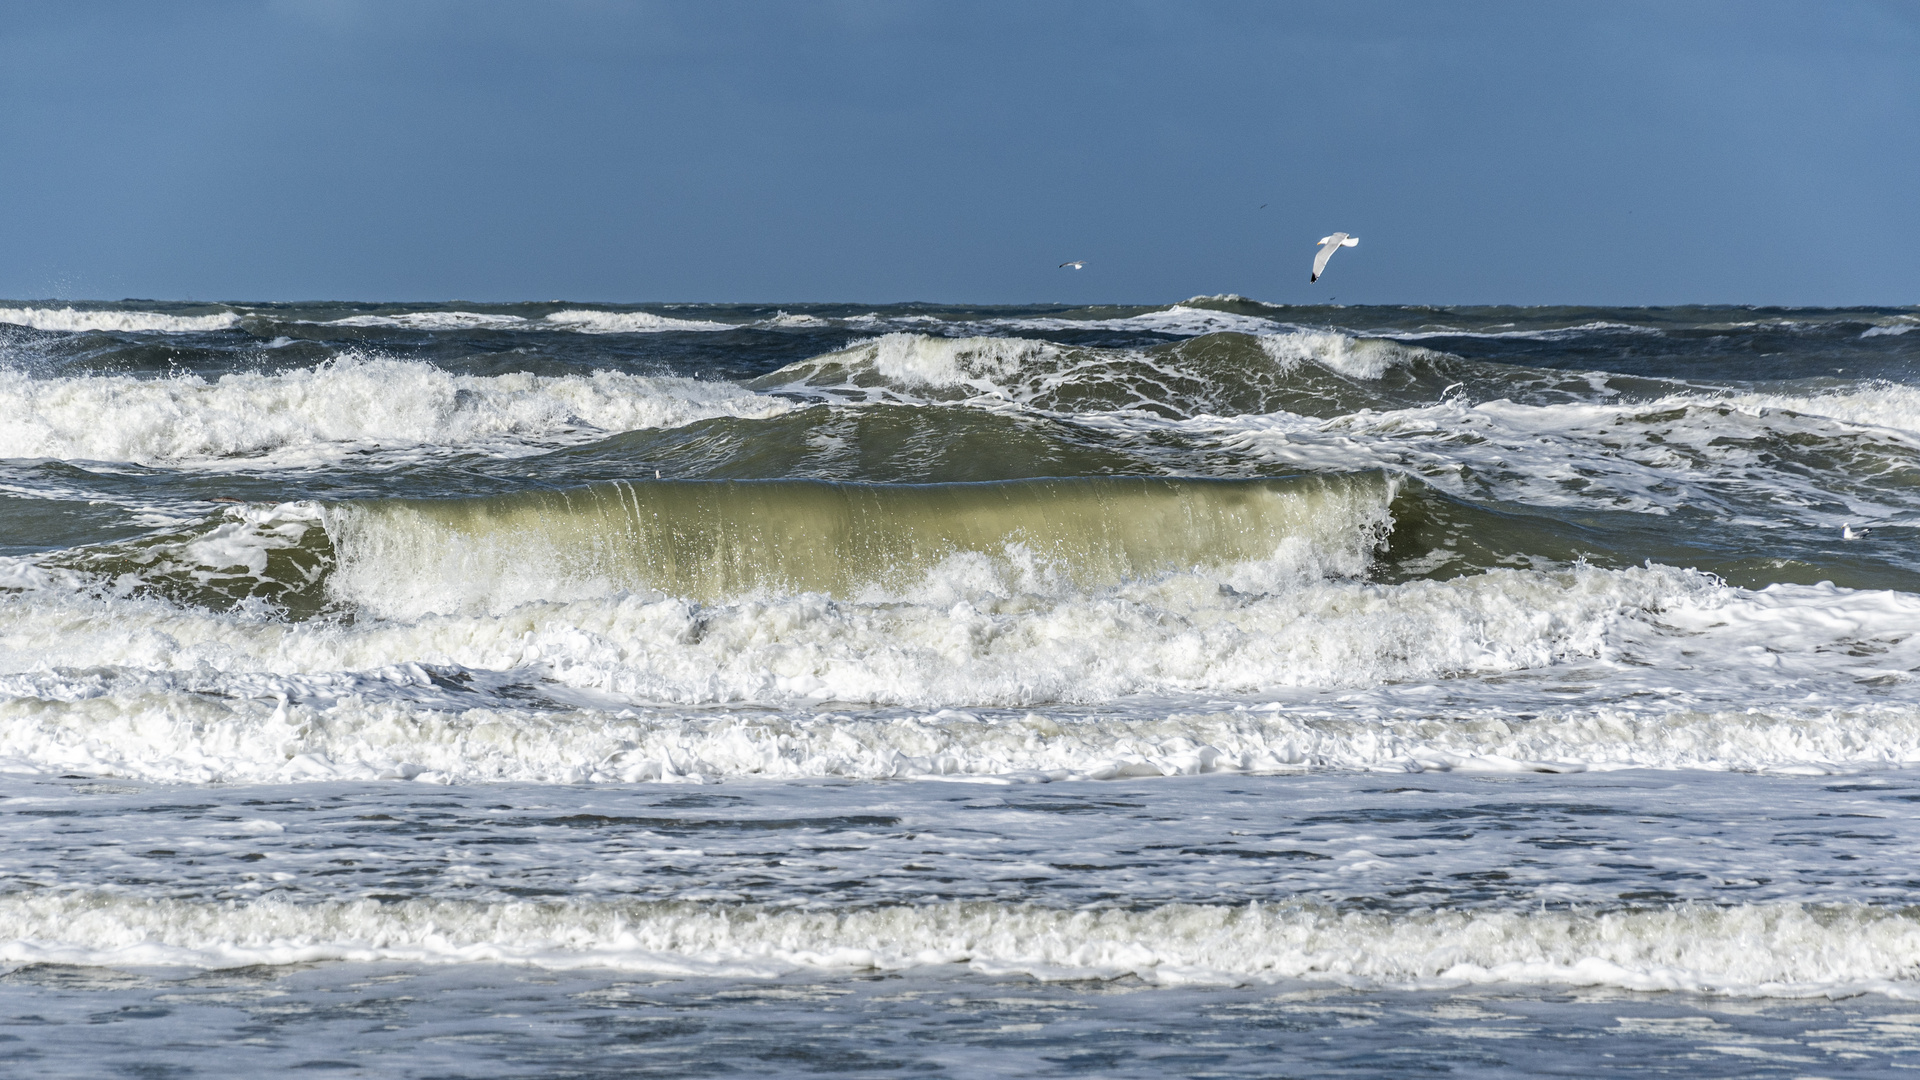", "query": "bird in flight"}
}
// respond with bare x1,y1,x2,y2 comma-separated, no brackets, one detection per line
1059,260,1086,270
1311,232,1358,282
